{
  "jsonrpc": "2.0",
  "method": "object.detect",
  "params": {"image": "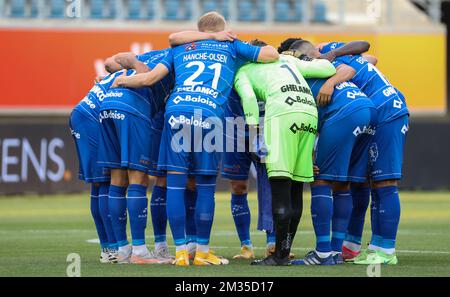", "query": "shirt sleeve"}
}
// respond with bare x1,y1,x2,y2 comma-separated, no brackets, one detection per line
320,42,346,54
234,40,261,63
158,48,174,72
136,51,153,62
234,69,260,125
290,56,337,79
